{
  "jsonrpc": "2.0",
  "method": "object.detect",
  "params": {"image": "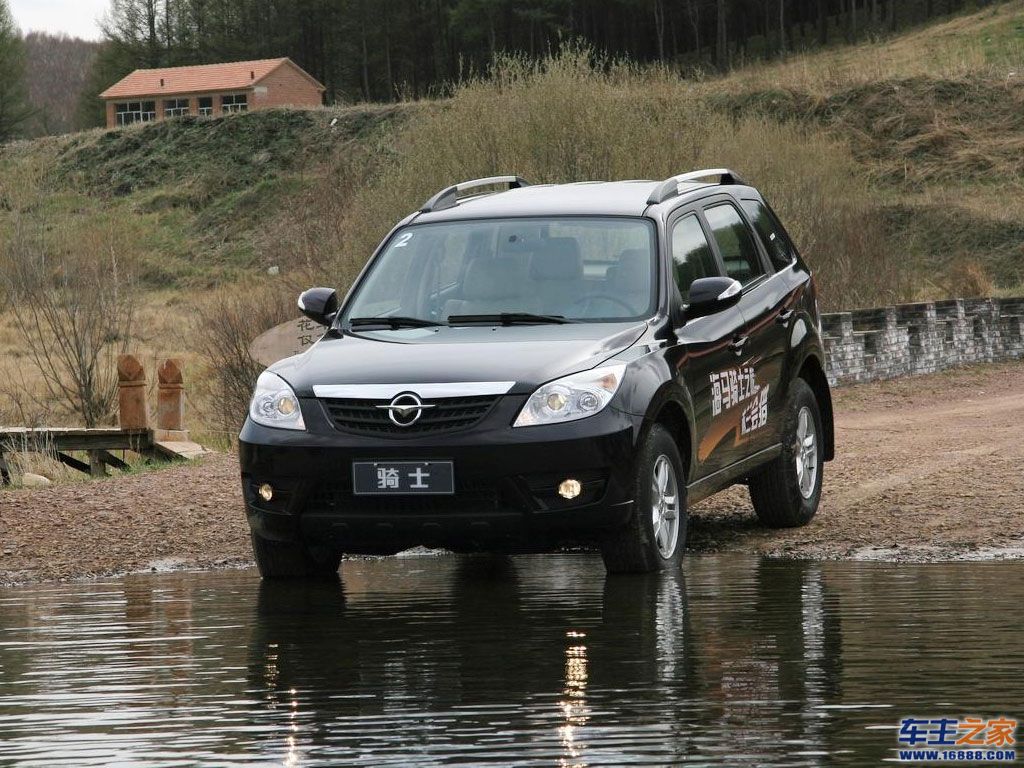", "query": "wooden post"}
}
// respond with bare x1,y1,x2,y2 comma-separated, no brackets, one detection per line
117,354,149,430
88,450,108,478
156,359,188,442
